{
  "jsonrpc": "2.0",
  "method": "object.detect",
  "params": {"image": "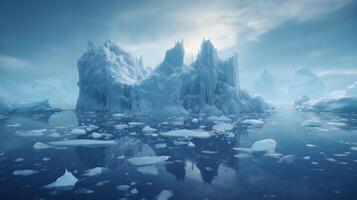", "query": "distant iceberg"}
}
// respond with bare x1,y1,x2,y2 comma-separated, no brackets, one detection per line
295,81,357,113
76,40,272,115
